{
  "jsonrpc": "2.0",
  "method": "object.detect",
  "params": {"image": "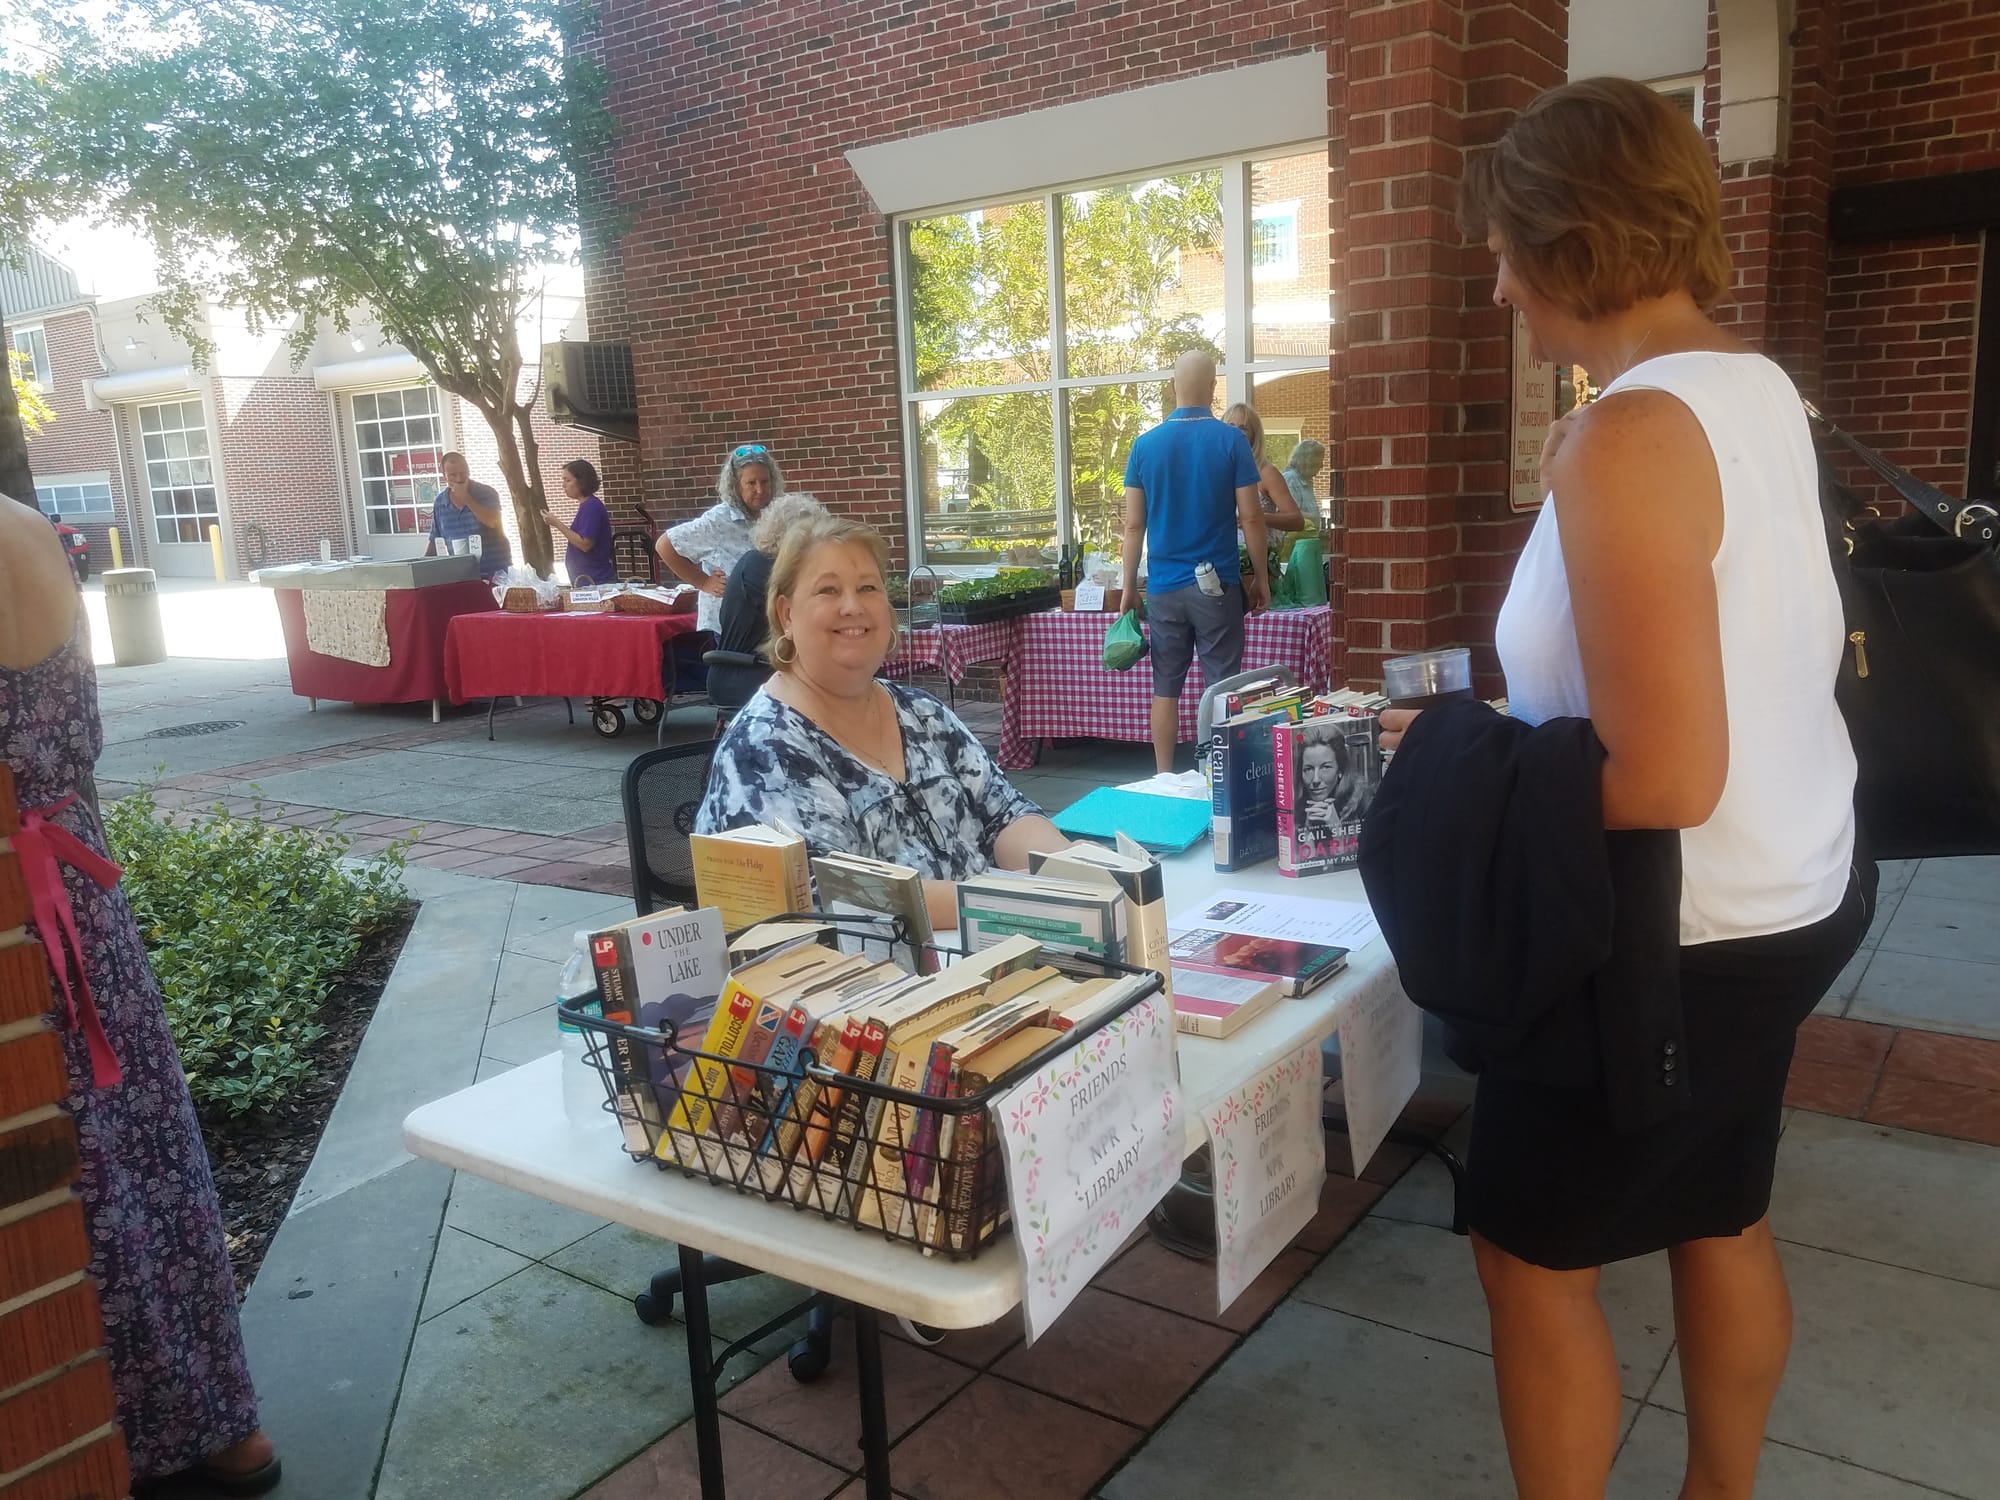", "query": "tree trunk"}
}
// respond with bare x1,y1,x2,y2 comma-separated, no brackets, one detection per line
0,314,37,503
478,396,553,575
